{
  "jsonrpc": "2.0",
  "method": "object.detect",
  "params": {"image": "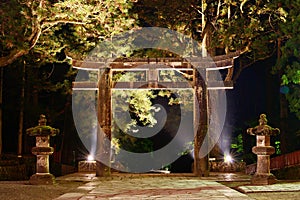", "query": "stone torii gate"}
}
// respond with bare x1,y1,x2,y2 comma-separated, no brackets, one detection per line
72,52,239,177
